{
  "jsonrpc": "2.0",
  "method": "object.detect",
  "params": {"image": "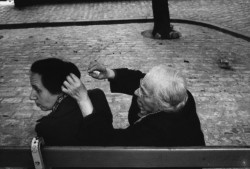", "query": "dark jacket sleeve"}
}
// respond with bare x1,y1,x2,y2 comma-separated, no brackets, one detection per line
109,114,175,147
77,89,114,146
108,68,145,95
110,123,159,146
